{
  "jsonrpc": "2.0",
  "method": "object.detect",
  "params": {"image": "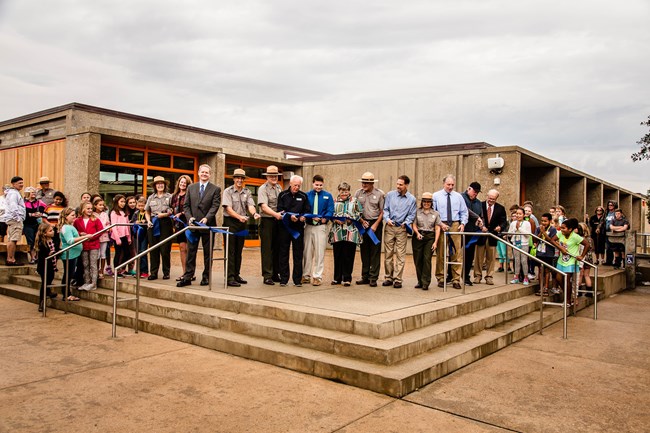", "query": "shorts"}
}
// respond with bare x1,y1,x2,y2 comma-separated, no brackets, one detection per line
537,255,556,273
556,262,578,274
6,220,24,242
609,242,625,253
0,221,7,237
